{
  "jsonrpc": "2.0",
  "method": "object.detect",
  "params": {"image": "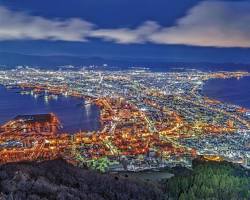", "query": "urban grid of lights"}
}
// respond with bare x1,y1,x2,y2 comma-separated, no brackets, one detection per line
0,67,250,171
